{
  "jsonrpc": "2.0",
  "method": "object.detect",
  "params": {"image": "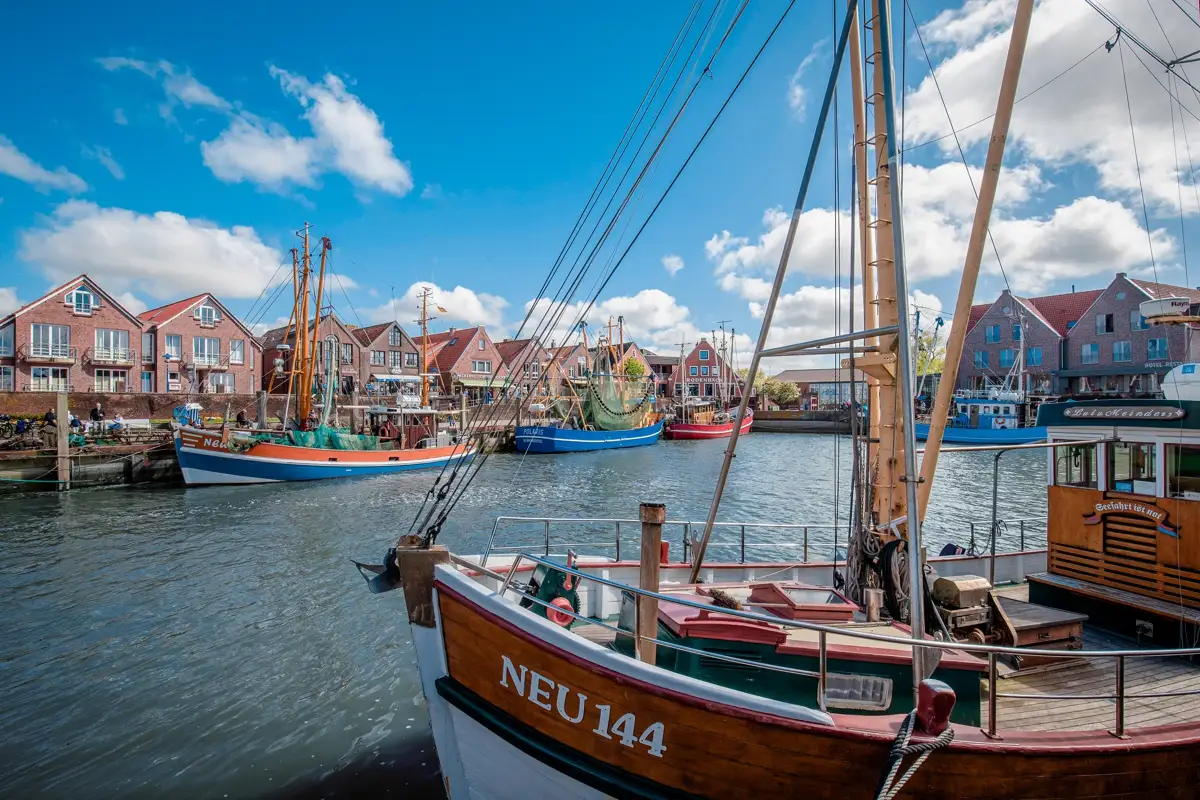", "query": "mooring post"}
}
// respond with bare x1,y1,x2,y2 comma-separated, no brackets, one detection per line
637,502,666,665
395,539,451,628
256,390,268,429
56,390,69,491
